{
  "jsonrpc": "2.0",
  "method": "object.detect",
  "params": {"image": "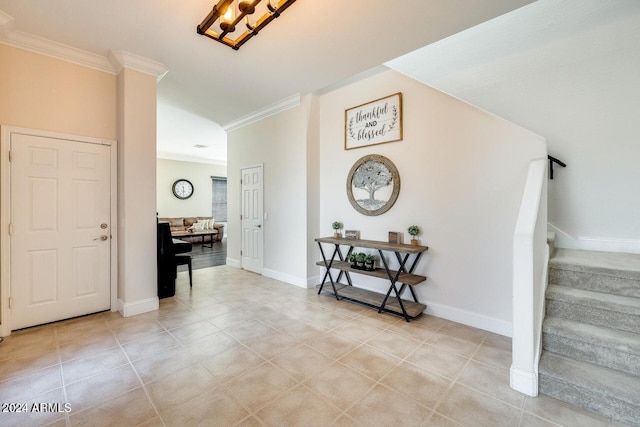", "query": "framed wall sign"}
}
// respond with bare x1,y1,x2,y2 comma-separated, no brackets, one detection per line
346,154,400,216
345,92,402,150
